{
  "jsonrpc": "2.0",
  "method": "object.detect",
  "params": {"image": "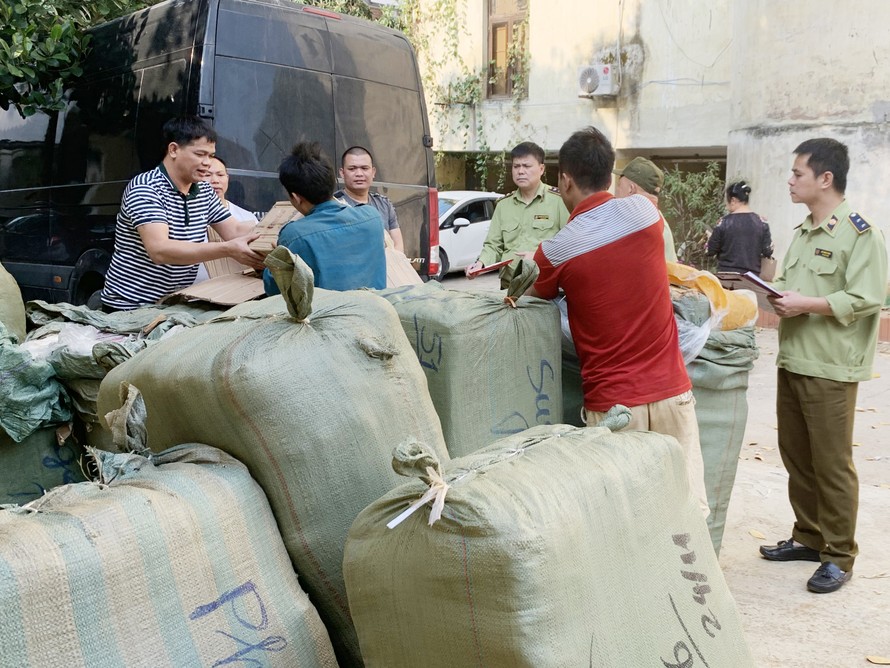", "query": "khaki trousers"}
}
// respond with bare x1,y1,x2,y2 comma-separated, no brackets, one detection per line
584,390,710,518
777,368,859,571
